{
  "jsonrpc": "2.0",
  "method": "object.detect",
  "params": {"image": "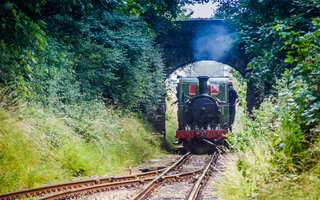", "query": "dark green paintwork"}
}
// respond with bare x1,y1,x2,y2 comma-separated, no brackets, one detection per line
177,77,229,130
